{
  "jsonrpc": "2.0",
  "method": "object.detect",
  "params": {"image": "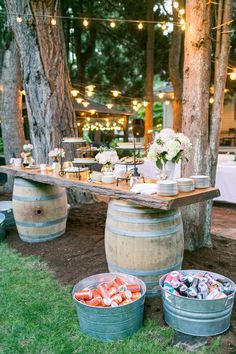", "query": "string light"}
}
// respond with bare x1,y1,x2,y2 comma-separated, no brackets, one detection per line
173,1,179,9
111,90,121,97
83,19,89,27
110,21,116,28
143,101,148,107
132,100,138,106
138,22,143,30
229,71,236,80
133,106,139,111
86,91,94,97
106,103,113,109
86,84,96,92
209,97,214,104
21,90,25,95
181,24,185,31
71,89,79,97
51,17,57,25
82,101,89,107
161,23,167,30
77,122,81,126
180,18,185,25
179,9,185,15
165,100,170,105
76,98,83,104
90,109,96,114
16,16,22,23
137,103,142,108
158,93,164,99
